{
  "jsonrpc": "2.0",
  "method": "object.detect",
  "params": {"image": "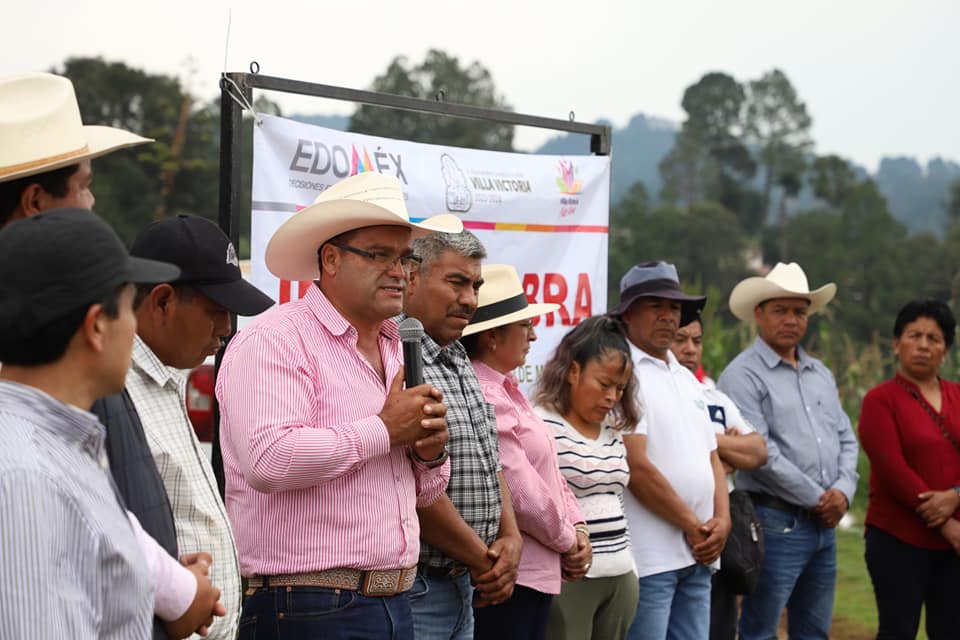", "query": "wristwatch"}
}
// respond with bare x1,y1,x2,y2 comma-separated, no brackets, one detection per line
411,447,449,469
